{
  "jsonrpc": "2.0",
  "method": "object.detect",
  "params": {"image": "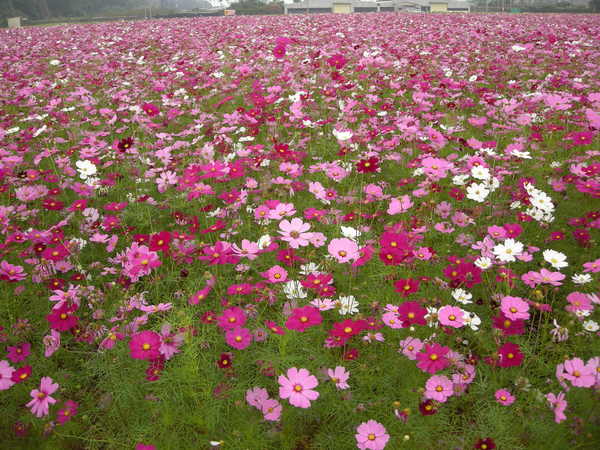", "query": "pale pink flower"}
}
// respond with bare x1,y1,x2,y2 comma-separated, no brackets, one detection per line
562,358,596,388
261,398,282,421
355,420,389,450
500,296,530,321
278,367,319,408
232,239,260,260
0,360,15,390
399,337,423,360
246,387,269,409
546,391,567,423
328,238,359,263
438,305,465,328
327,366,350,390
424,375,453,402
26,376,59,417
43,330,61,357
278,218,312,249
